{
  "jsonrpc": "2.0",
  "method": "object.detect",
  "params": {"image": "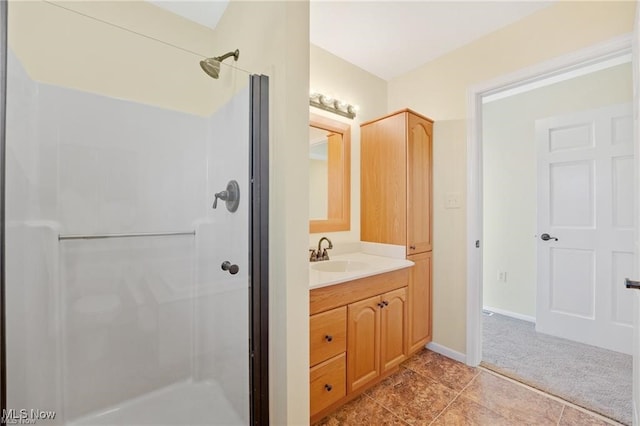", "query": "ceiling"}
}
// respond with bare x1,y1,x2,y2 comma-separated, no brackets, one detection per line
310,1,554,80
148,1,553,81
